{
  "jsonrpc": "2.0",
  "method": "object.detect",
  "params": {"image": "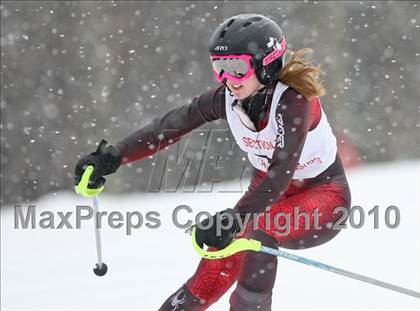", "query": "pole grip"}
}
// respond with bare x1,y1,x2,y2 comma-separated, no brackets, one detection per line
74,165,105,198
191,227,261,259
